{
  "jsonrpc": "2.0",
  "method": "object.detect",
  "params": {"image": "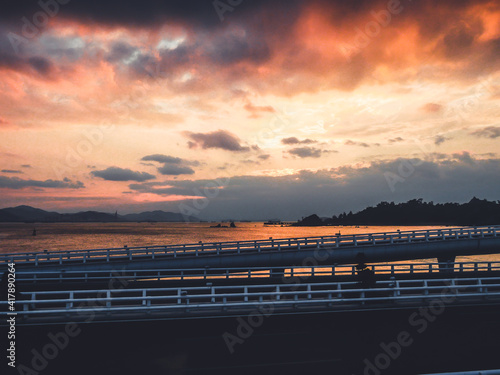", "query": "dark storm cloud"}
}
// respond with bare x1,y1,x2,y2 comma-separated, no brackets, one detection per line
28,56,53,75
0,42,22,68
1,0,498,92
0,1,293,85
158,45,191,73
0,0,303,28
470,126,500,139
0,31,61,79
106,41,137,63
4,0,494,28
185,130,250,152
91,167,155,182
288,147,322,158
0,33,44,72
0,176,84,189
207,35,271,65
